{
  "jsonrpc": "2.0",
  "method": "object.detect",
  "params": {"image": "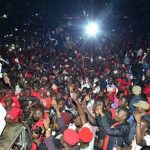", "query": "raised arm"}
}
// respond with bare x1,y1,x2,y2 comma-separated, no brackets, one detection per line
81,101,96,126
51,99,66,133
134,112,147,146
71,92,87,125
43,118,58,150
